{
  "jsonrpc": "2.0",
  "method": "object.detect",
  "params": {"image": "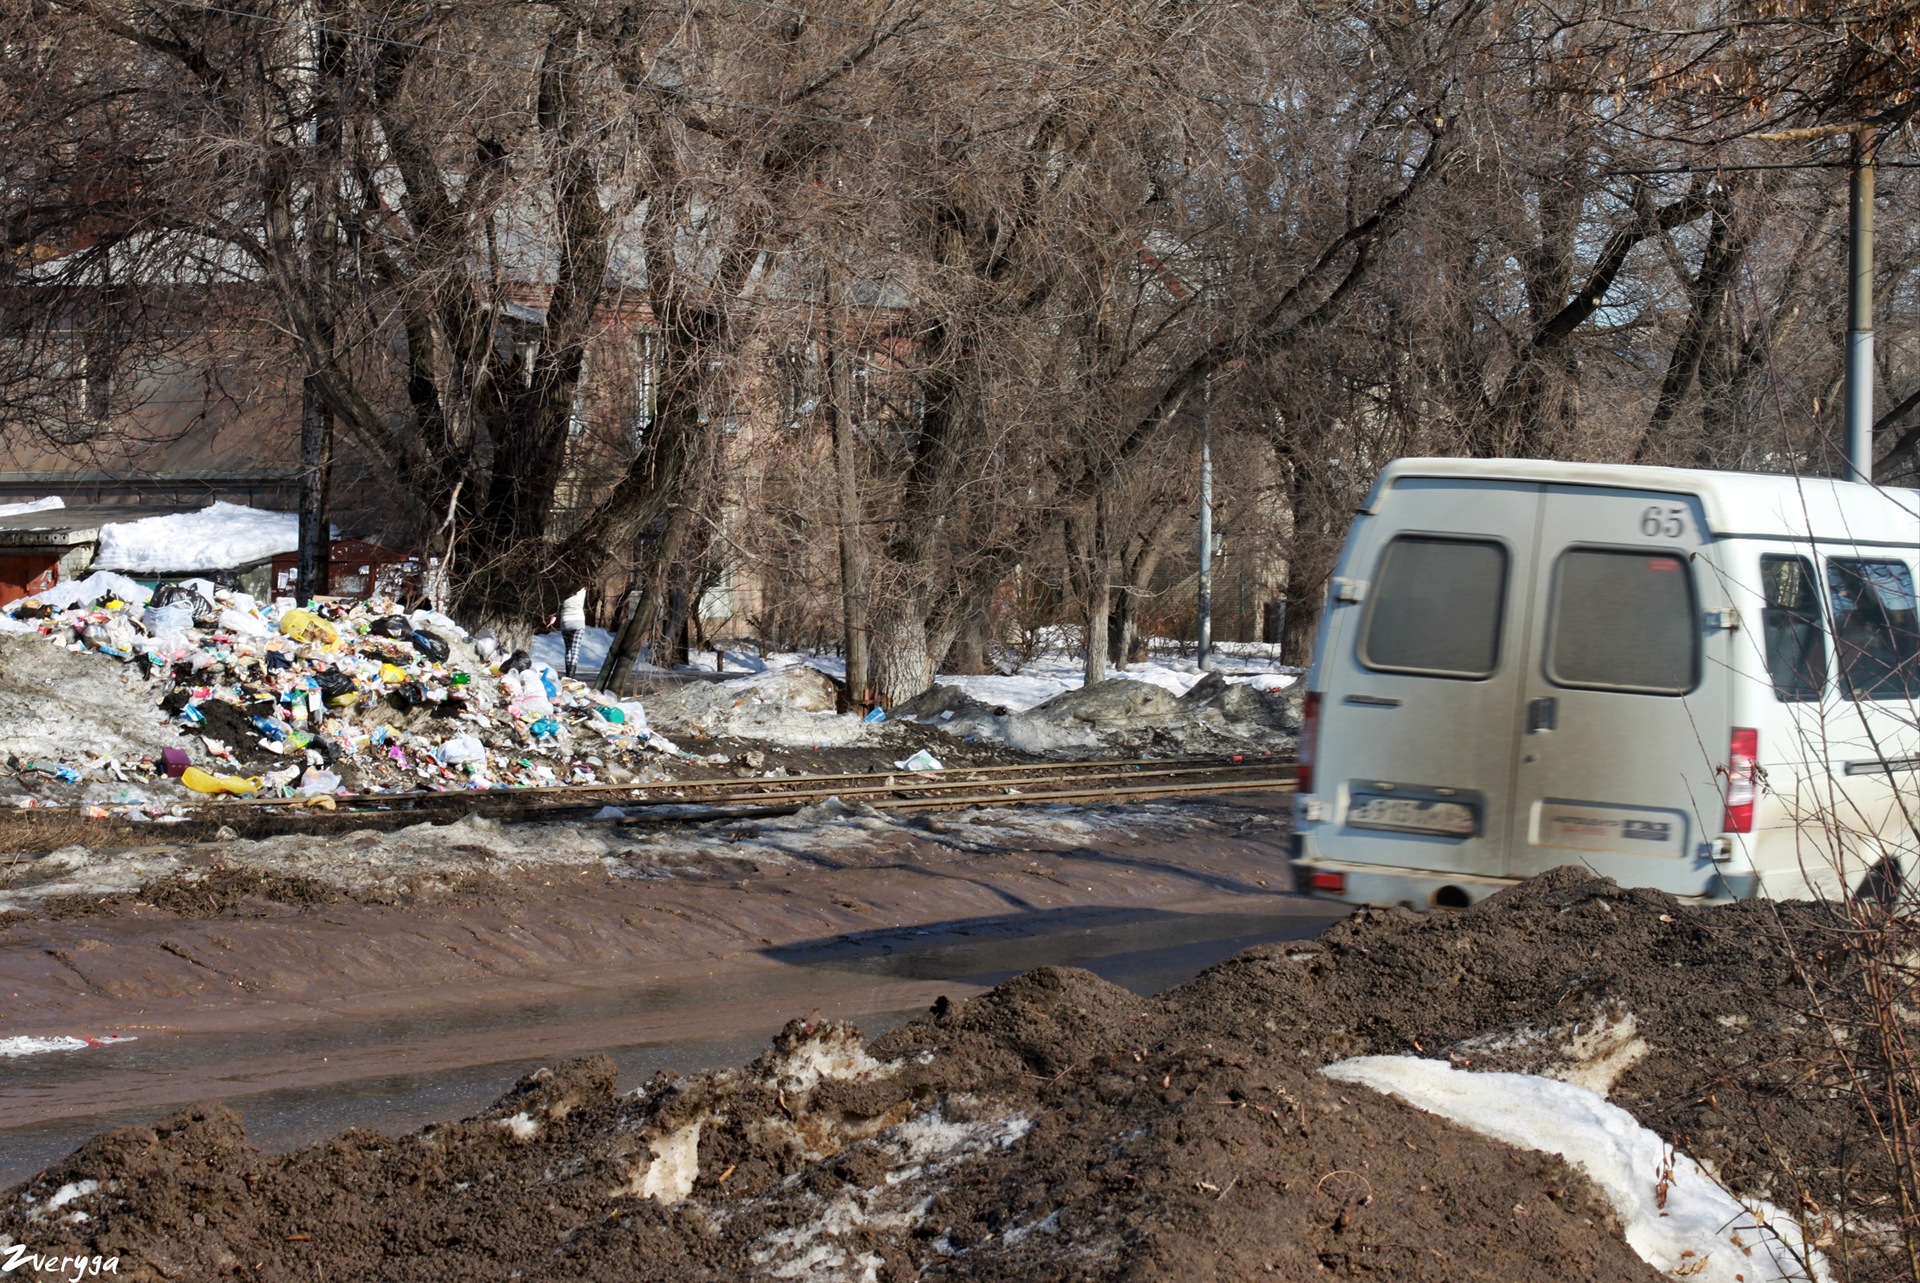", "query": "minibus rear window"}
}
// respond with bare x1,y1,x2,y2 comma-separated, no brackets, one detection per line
1826,559,1920,701
1761,555,1826,702
1546,549,1697,695
1358,536,1507,679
